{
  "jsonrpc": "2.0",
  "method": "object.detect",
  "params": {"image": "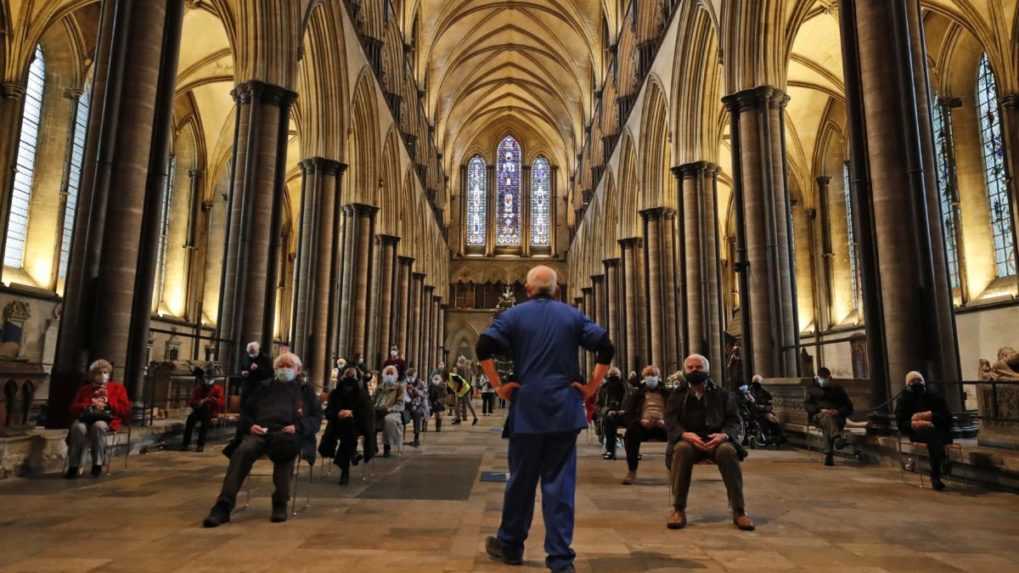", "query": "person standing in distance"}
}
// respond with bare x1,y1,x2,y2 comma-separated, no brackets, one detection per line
477,265,614,573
